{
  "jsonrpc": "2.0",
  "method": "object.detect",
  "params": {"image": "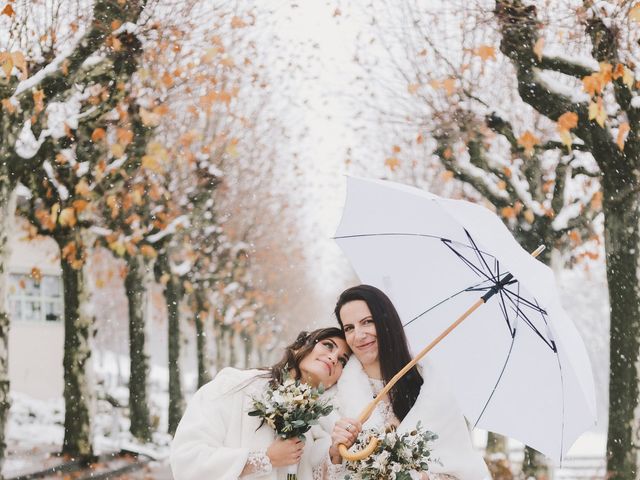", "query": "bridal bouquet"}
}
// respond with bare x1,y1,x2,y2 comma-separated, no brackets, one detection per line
249,376,334,479
344,422,438,480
